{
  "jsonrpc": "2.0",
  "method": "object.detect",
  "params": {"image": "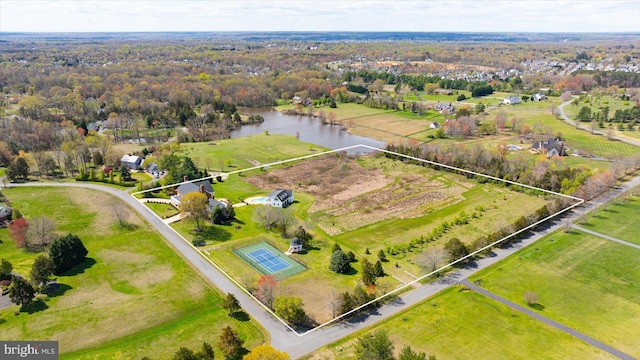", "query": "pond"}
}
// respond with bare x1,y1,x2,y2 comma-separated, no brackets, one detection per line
232,109,385,154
